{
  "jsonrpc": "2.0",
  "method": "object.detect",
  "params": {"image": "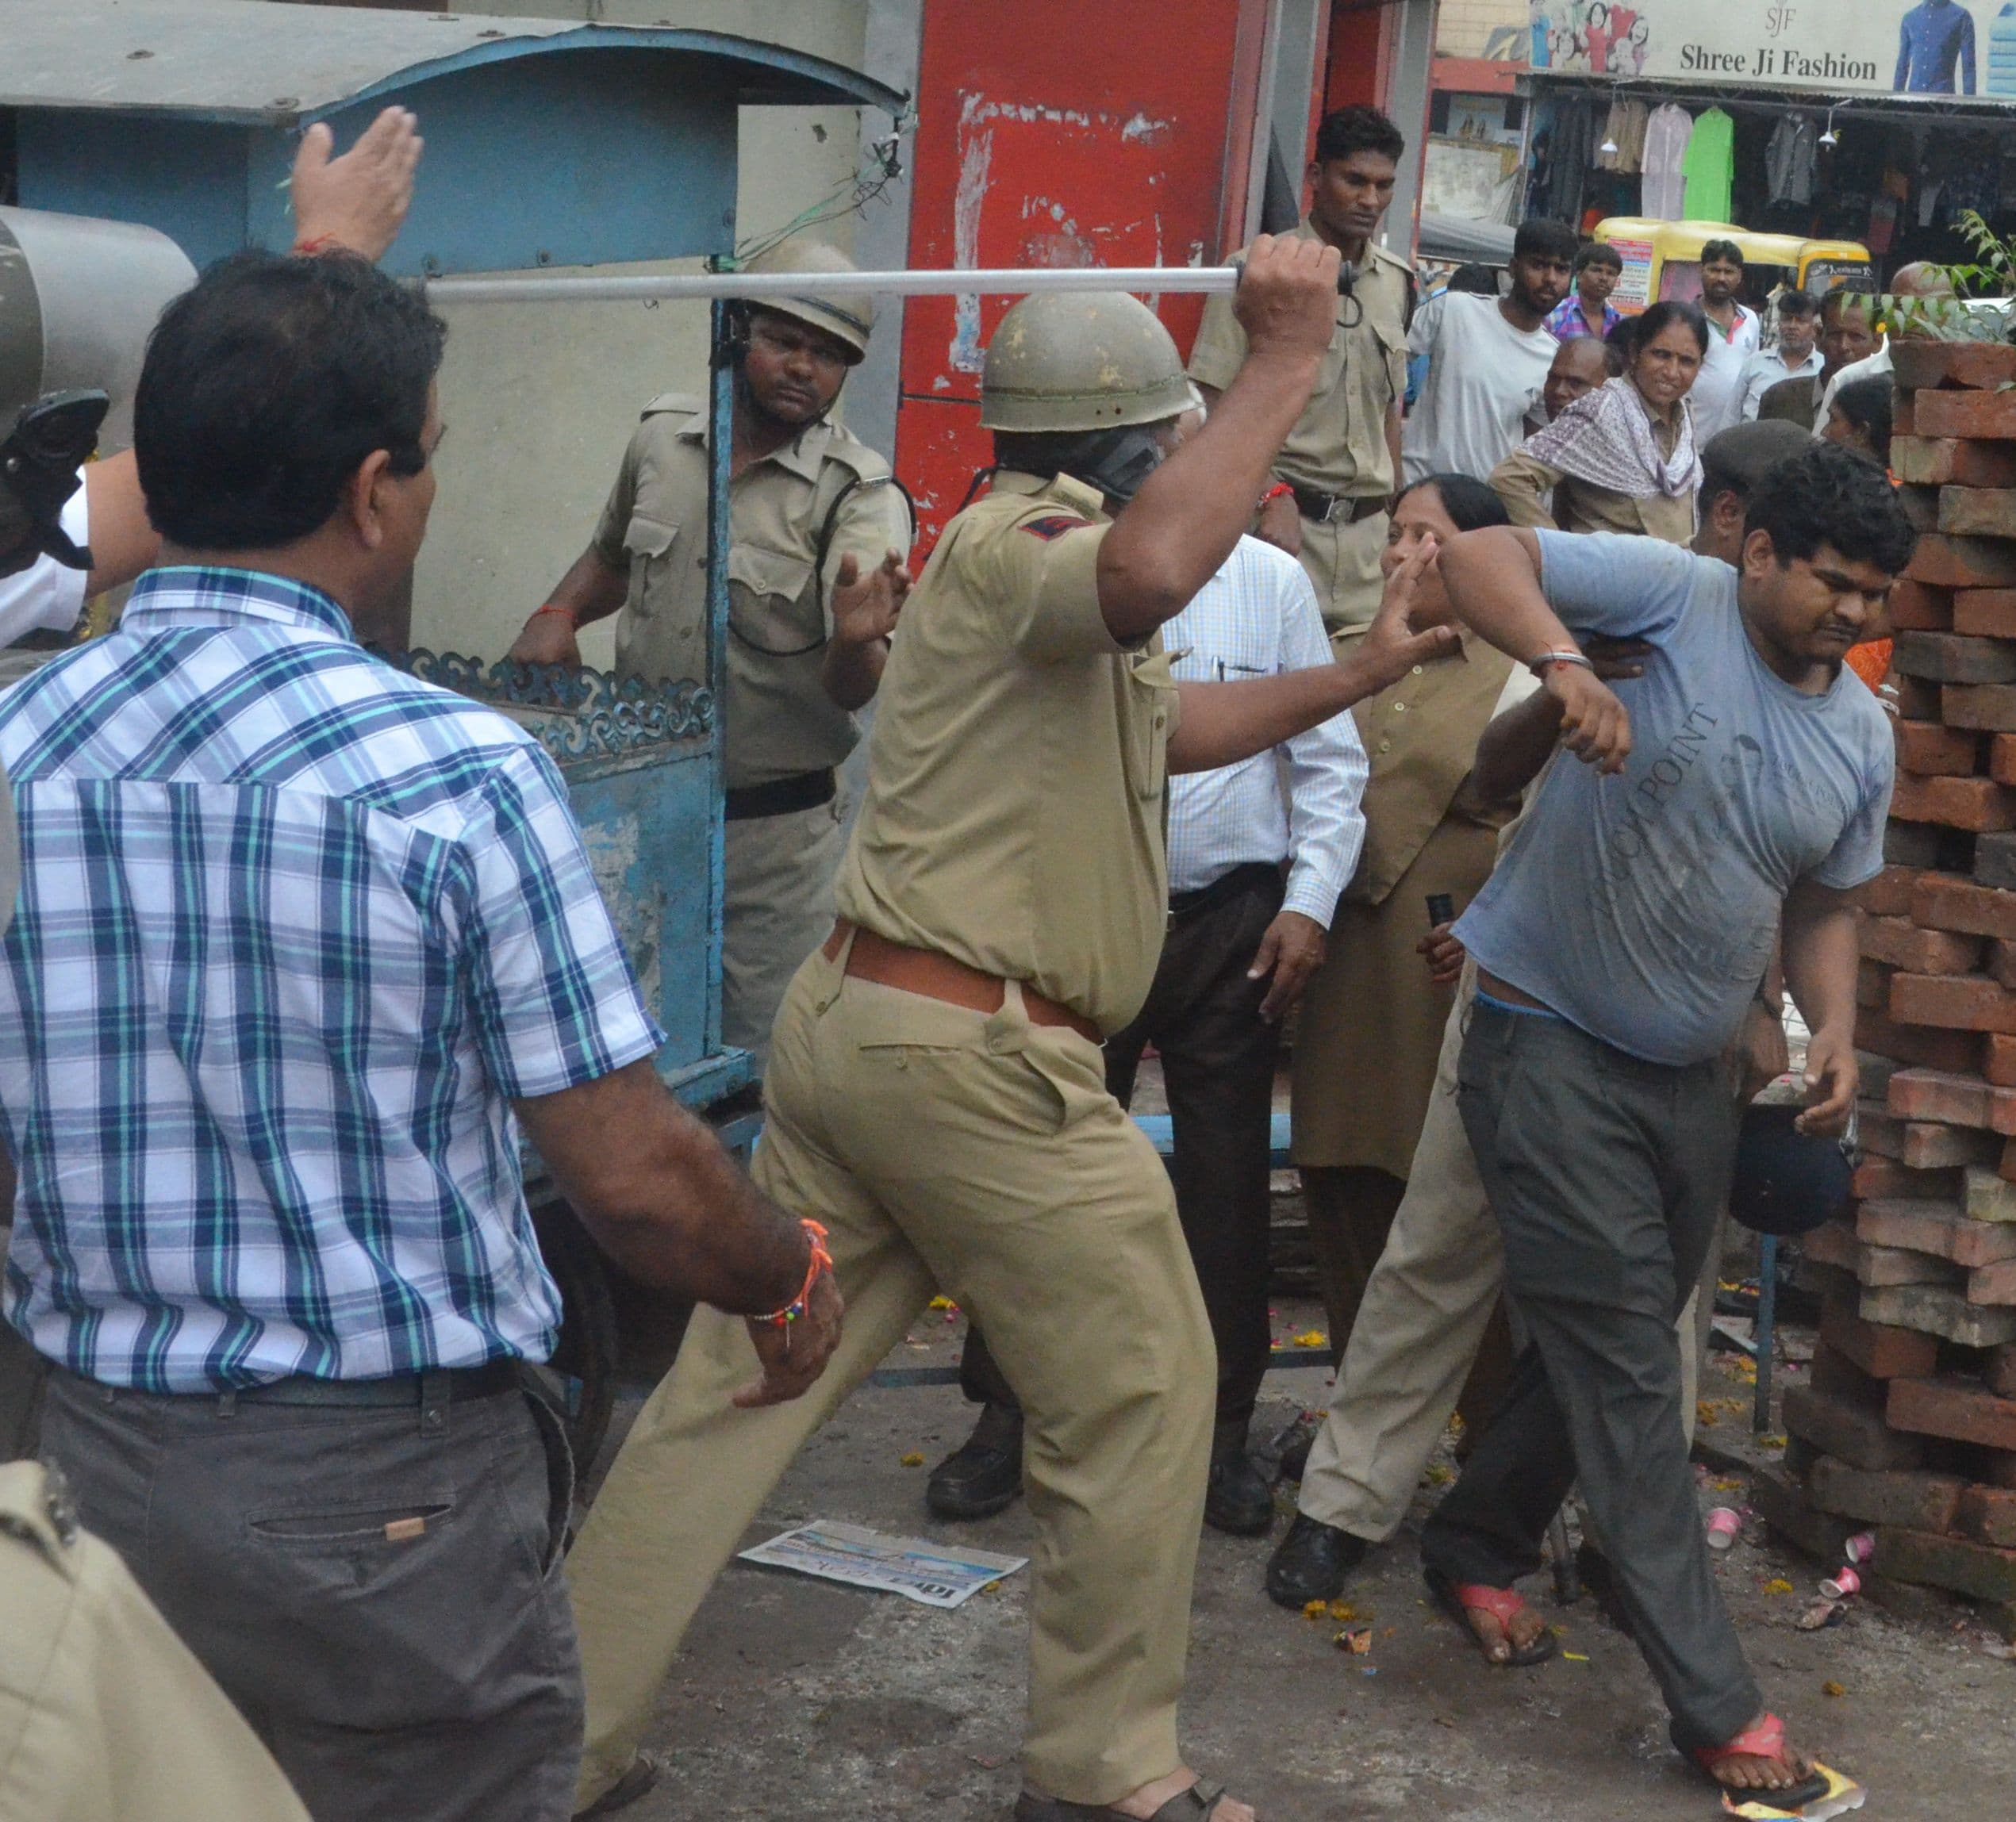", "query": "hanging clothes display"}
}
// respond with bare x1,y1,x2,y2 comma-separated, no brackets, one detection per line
1766,114,1817,209
1681,107,1736,223
1642,102,1692,221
